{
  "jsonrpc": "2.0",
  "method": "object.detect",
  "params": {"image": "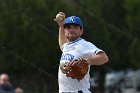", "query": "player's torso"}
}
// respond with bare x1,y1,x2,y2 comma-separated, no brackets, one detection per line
60,43,80,64
58,38,91,92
